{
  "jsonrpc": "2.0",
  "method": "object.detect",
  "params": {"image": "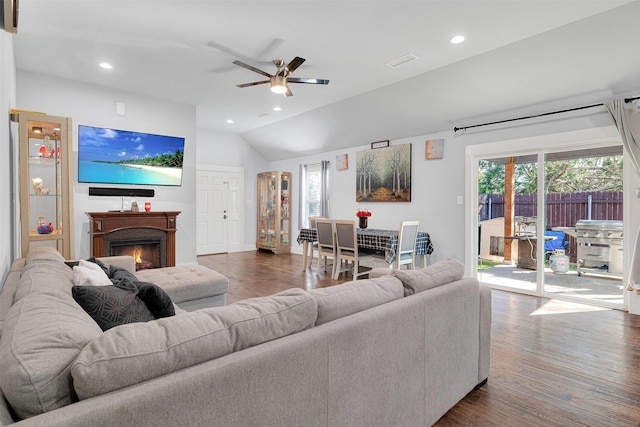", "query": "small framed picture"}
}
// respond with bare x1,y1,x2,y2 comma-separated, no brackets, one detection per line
425,139,444,160
336,154,348,171
371,140,389,149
